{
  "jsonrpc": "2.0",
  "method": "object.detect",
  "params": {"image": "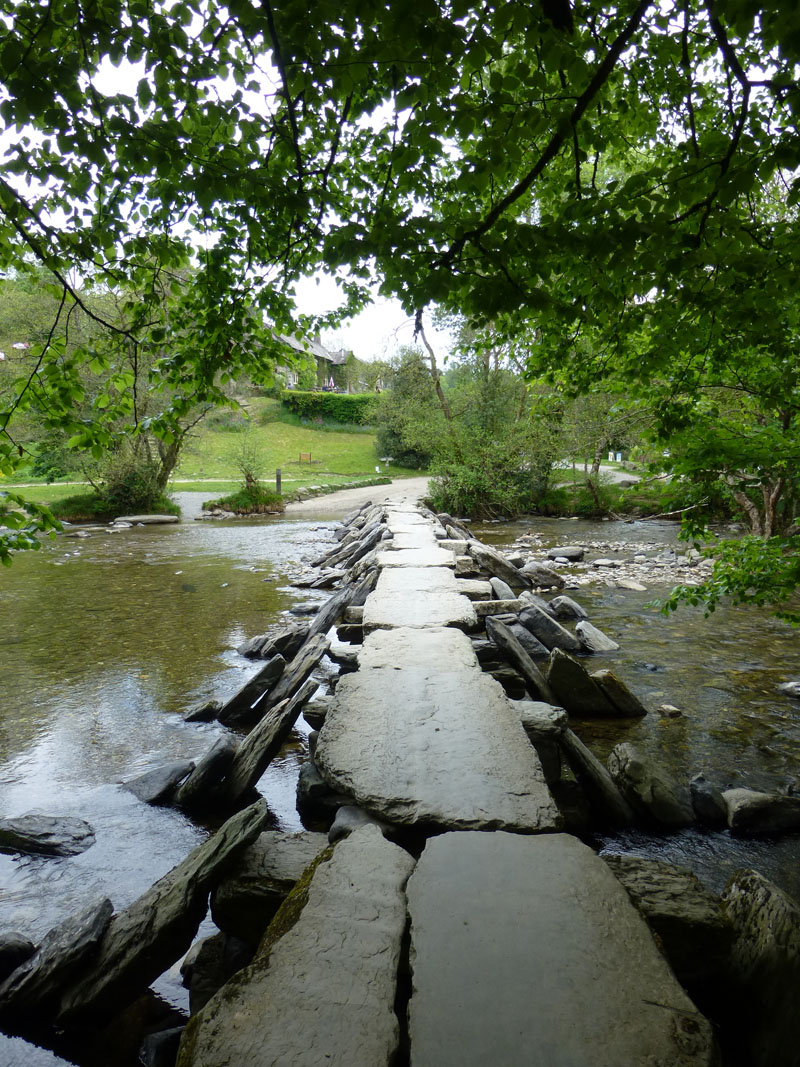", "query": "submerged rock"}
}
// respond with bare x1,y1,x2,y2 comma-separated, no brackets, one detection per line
608,743,695,828
0,815,96,858
722,788,800,835
120,761,195,805
723,869,800,1067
